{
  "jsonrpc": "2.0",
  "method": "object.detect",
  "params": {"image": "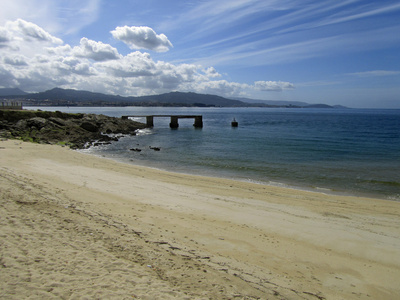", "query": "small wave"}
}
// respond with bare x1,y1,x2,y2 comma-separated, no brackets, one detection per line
314,186,333,192
387,195,400,202
367,180,400,187
101,132,126,138
128,117,145,122
135,128,154,136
